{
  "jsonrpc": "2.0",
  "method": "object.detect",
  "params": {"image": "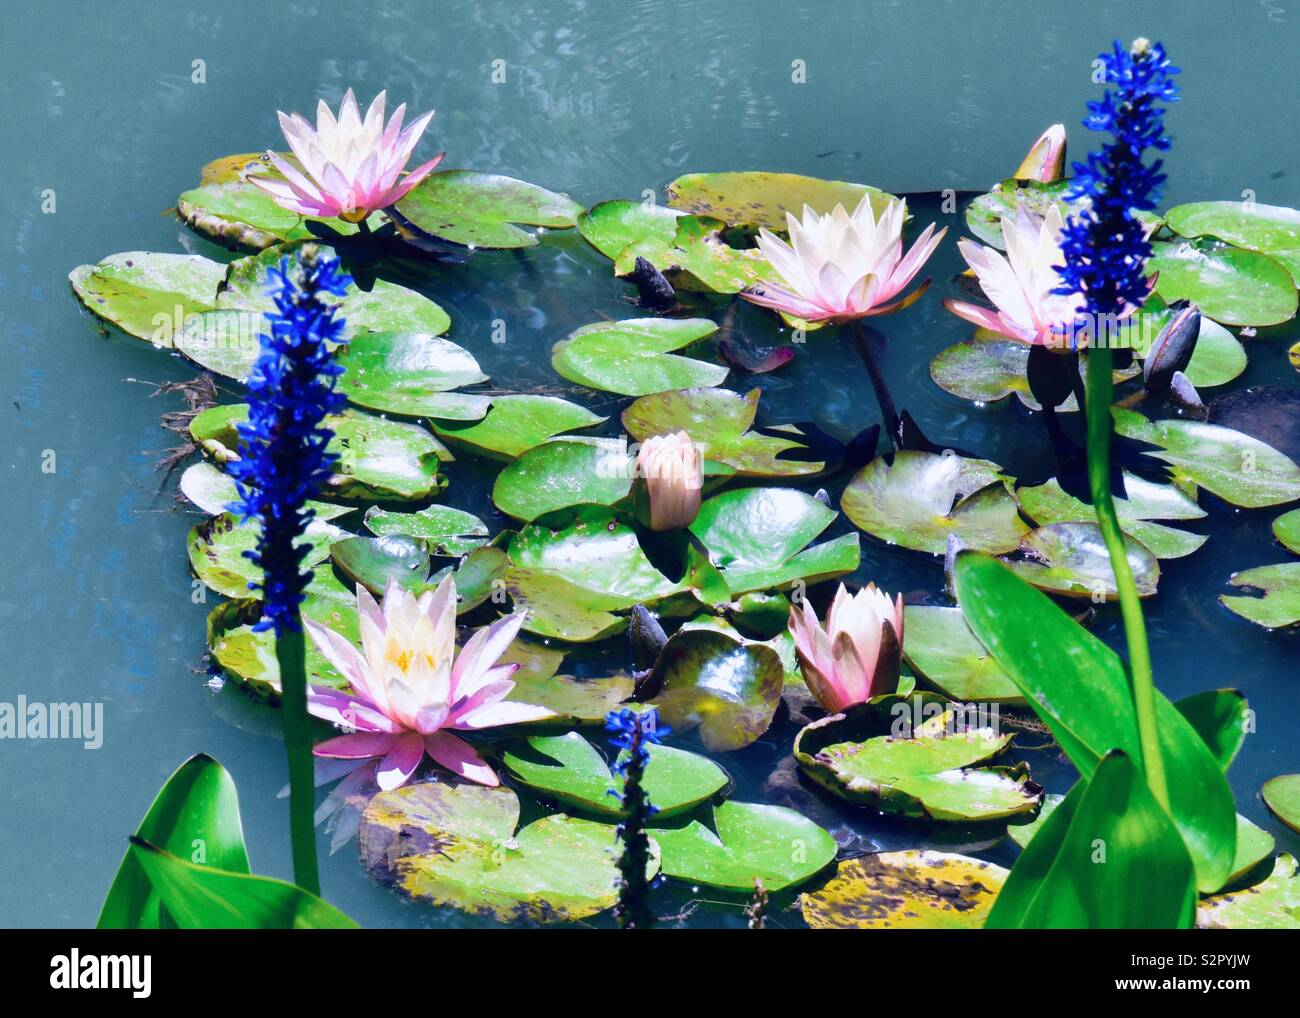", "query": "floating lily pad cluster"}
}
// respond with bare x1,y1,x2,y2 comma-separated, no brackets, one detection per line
70,155,1300,929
